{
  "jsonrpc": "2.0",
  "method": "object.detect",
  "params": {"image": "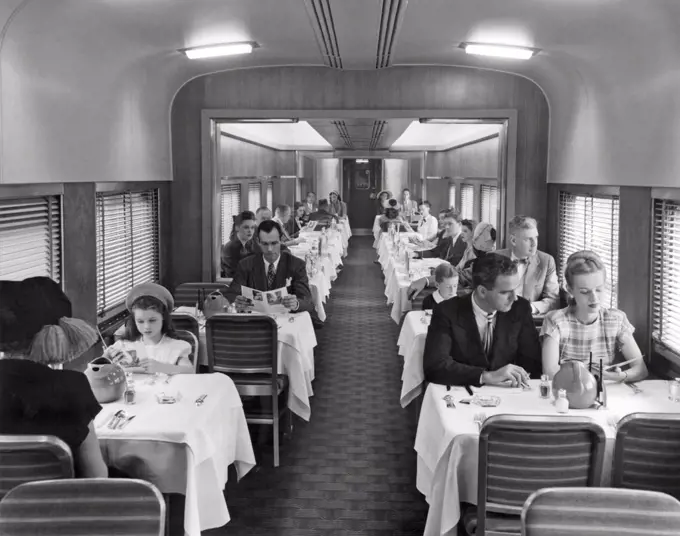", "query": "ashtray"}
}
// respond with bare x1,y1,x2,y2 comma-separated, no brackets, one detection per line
473,394,501,407
155,391,182,404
